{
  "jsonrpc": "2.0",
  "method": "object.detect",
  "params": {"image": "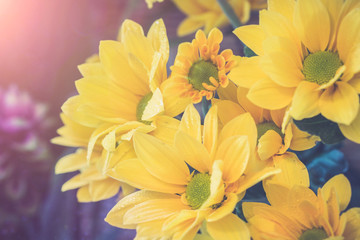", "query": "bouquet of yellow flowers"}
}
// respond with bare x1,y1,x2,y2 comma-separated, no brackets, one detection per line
53,0,360,239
